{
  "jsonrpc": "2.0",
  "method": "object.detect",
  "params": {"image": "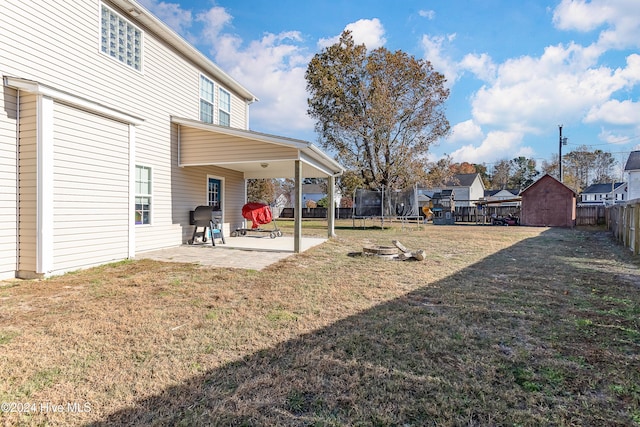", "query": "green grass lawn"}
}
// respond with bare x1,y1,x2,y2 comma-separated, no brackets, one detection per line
0,223,638,426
